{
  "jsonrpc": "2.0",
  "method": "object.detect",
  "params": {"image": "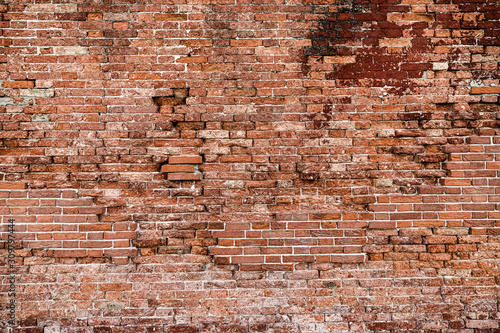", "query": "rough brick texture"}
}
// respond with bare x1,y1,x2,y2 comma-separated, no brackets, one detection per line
1,0,499,331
